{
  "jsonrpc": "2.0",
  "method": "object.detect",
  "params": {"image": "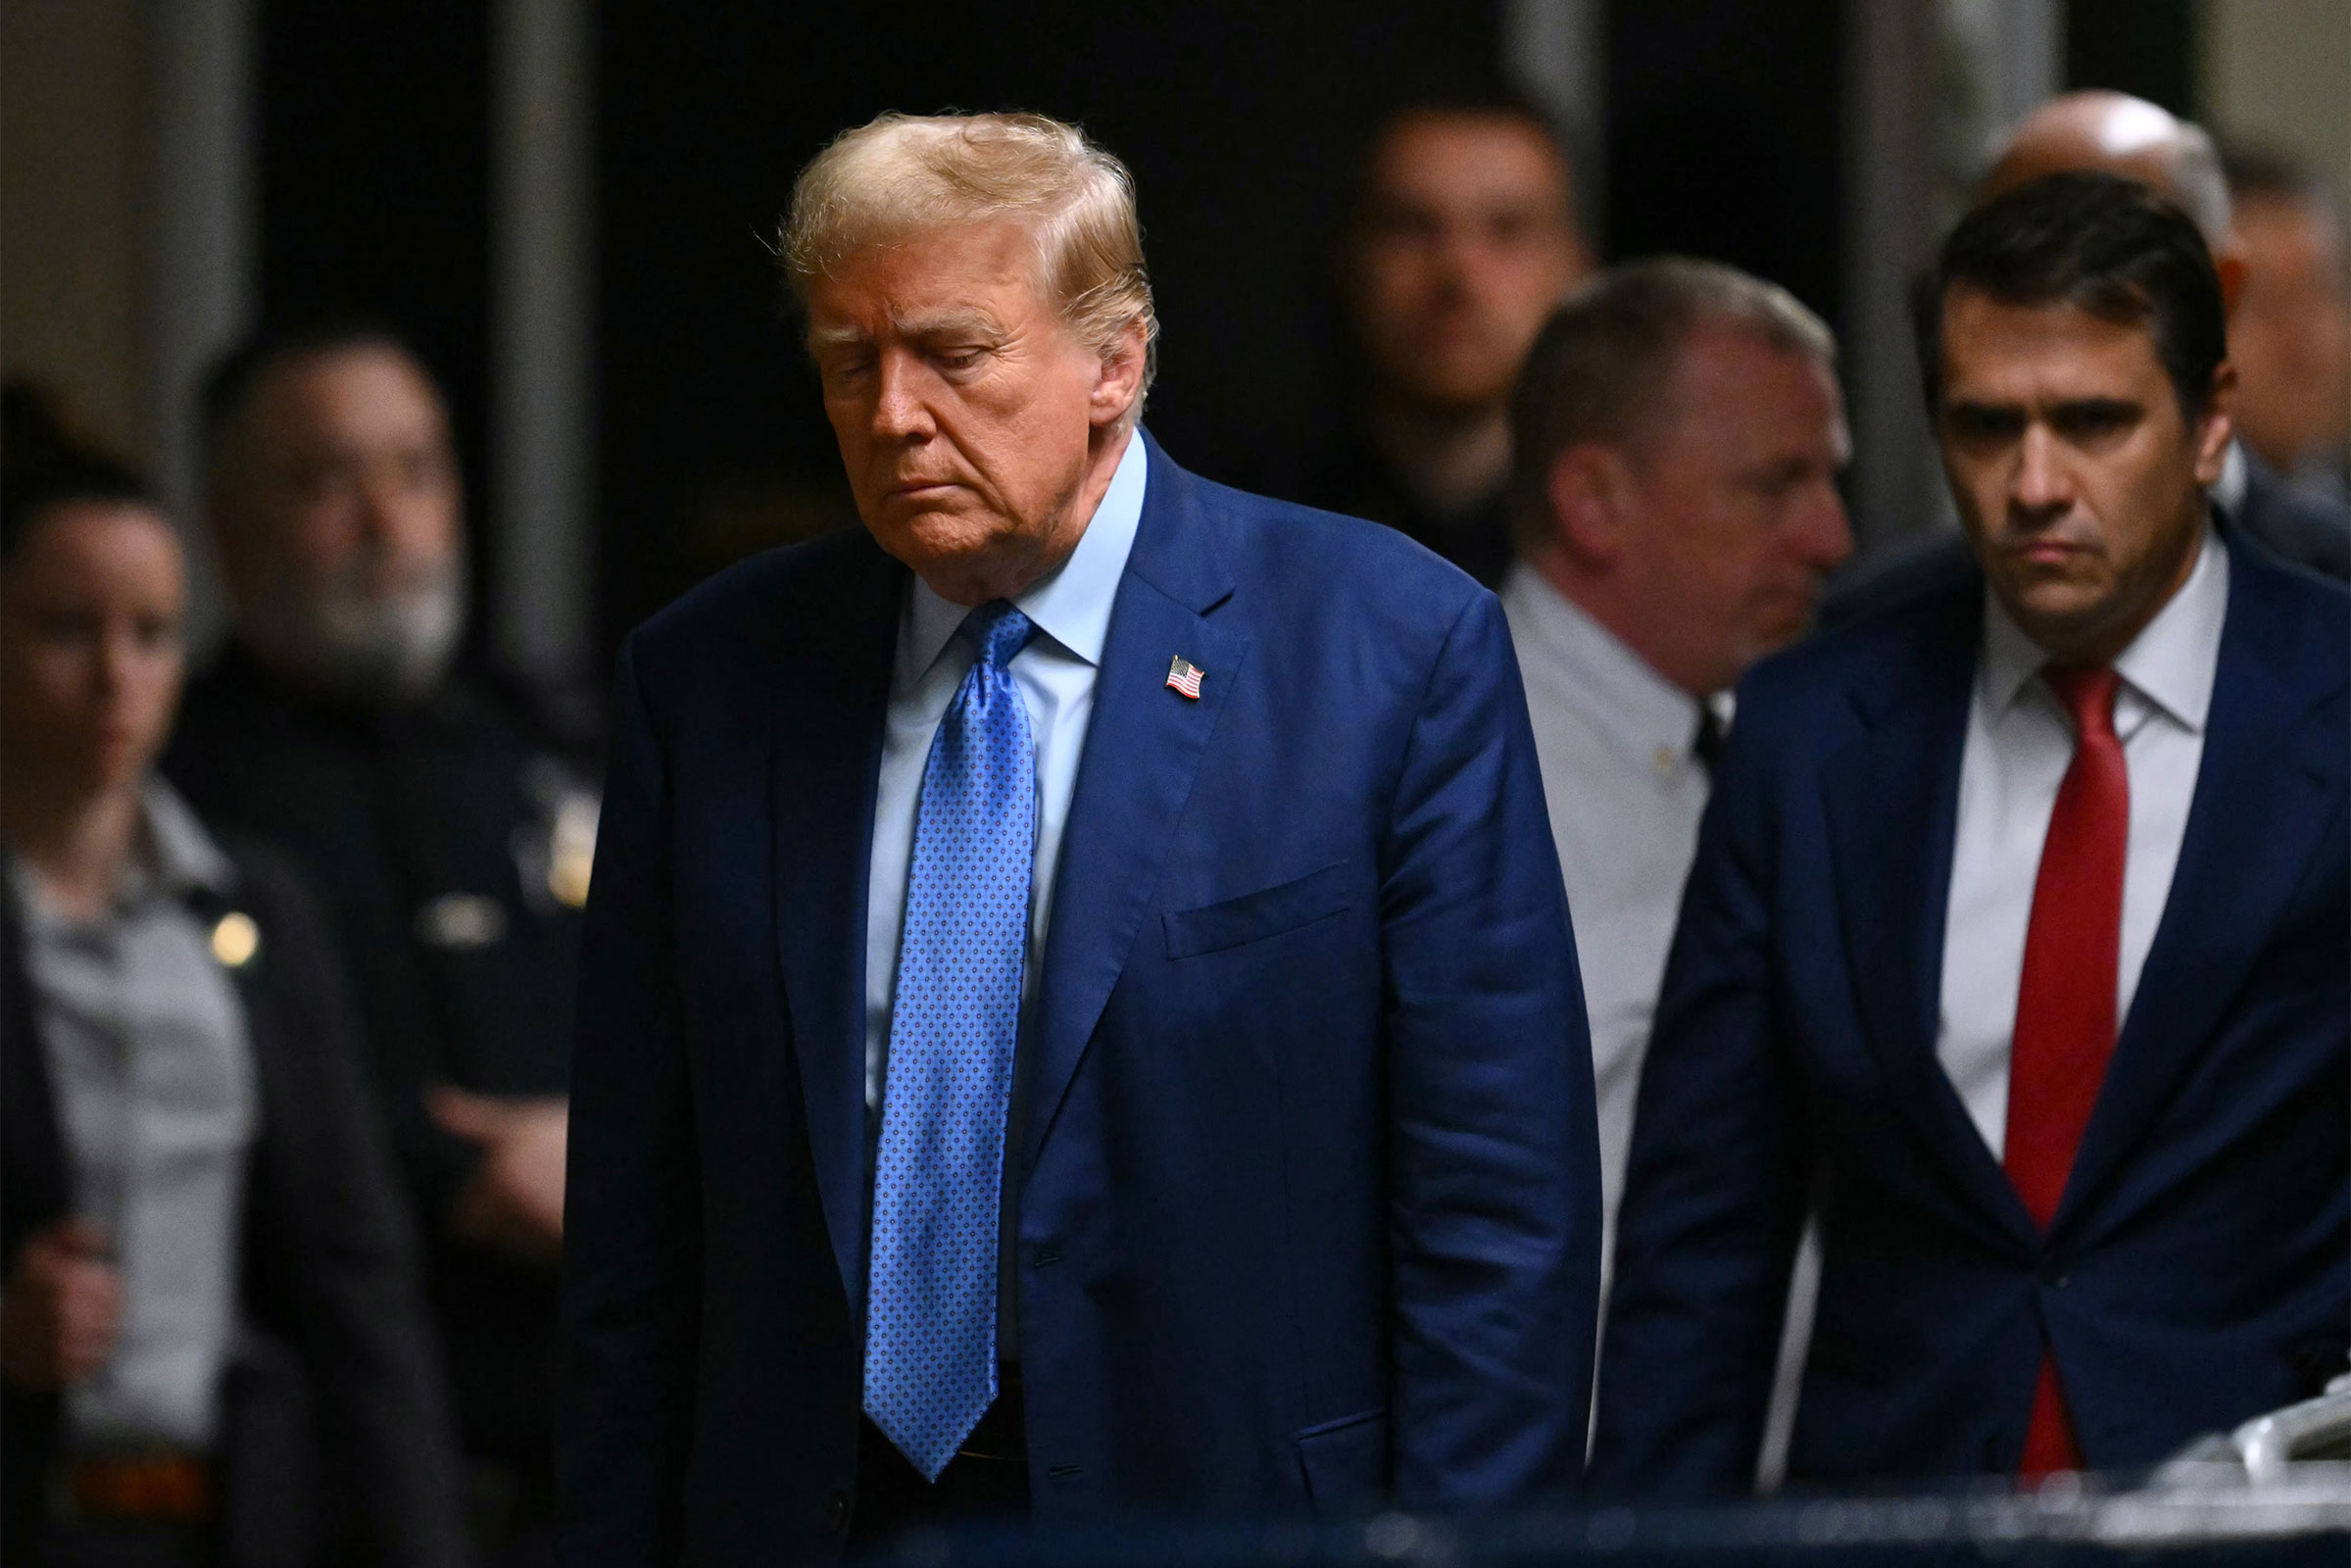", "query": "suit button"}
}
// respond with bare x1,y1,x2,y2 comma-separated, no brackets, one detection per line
2038,1261,2069,1287
824,1491,851,1536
